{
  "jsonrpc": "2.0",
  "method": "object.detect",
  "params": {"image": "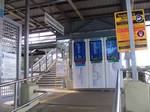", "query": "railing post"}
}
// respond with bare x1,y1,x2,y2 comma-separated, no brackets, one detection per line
45,52,48,70
113,70,122,112
31,54,34,82
14,82,19,109
39,61,41,72
51,53,54,63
